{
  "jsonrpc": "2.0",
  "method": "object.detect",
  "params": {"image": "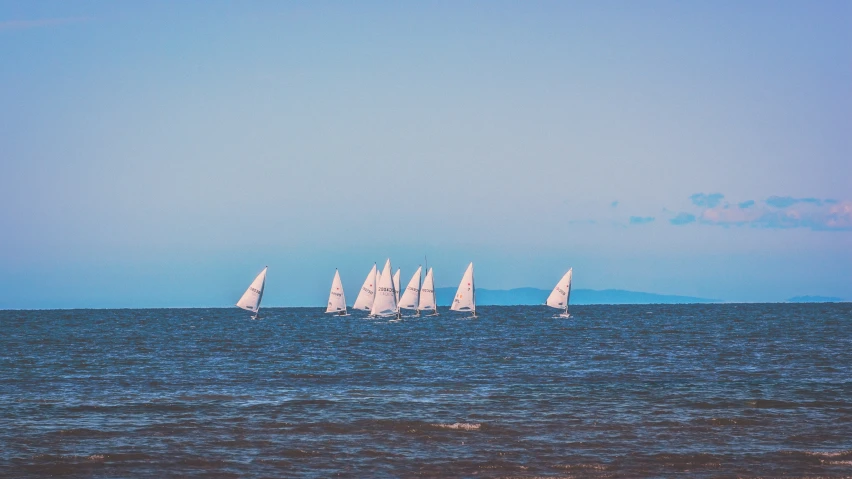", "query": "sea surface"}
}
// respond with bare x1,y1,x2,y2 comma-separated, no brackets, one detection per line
1,304,851,478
